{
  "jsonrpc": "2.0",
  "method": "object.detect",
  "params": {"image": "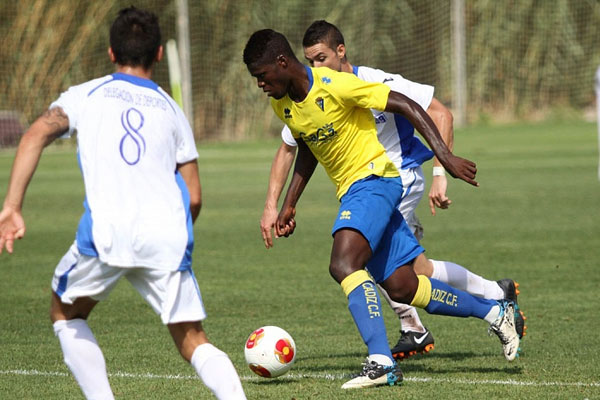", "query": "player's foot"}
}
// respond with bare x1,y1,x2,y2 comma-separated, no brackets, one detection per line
489,300,520,361
391,328,435,360
497,279,527,338
341,359,403,389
